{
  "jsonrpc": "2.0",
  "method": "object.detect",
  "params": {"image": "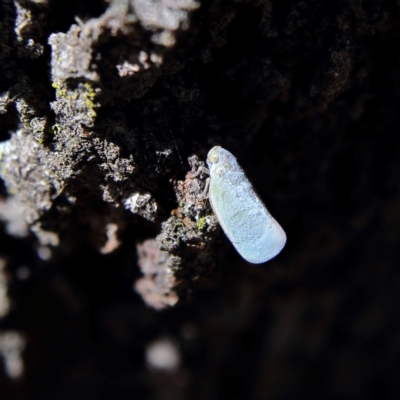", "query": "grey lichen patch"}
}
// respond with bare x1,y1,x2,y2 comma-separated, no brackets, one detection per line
157,154,218,254
50,80,100,129
131,0,200,47
1,0,204,253
30,116,50,143
14,0,47,58
1,74,49,130
132,154,222,310
48,24,100,83
0,197,29,238
124,192,158,222
30,223,60,247
0,0,37,61
0,129,61,225
116,50,164,77
0,260,26,379
0,92,12,115
134,155,221,309
81,208,128,254
135,239,179,310
0,331,26,379
47,0,188,88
